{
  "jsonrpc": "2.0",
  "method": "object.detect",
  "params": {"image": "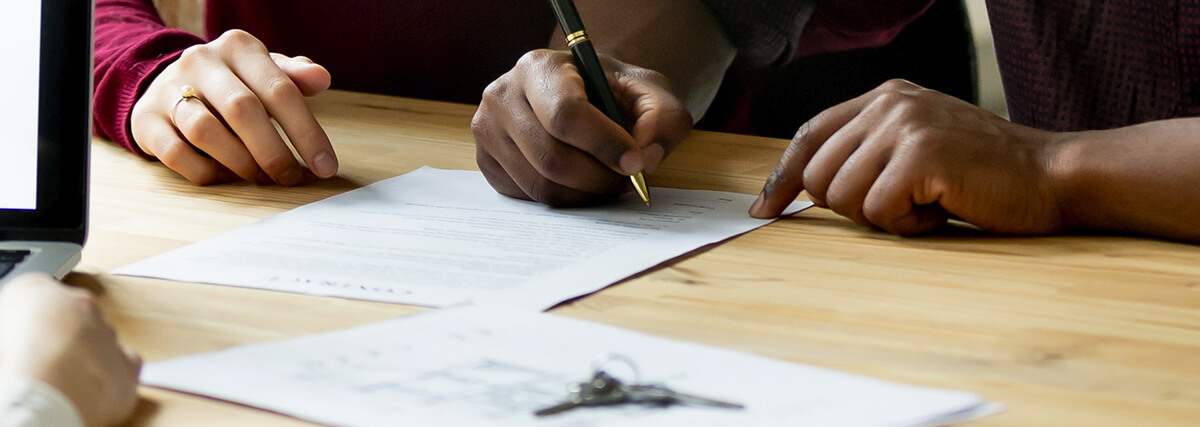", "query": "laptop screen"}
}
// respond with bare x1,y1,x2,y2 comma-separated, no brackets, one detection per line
0,0,90,243
0,1,41,211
